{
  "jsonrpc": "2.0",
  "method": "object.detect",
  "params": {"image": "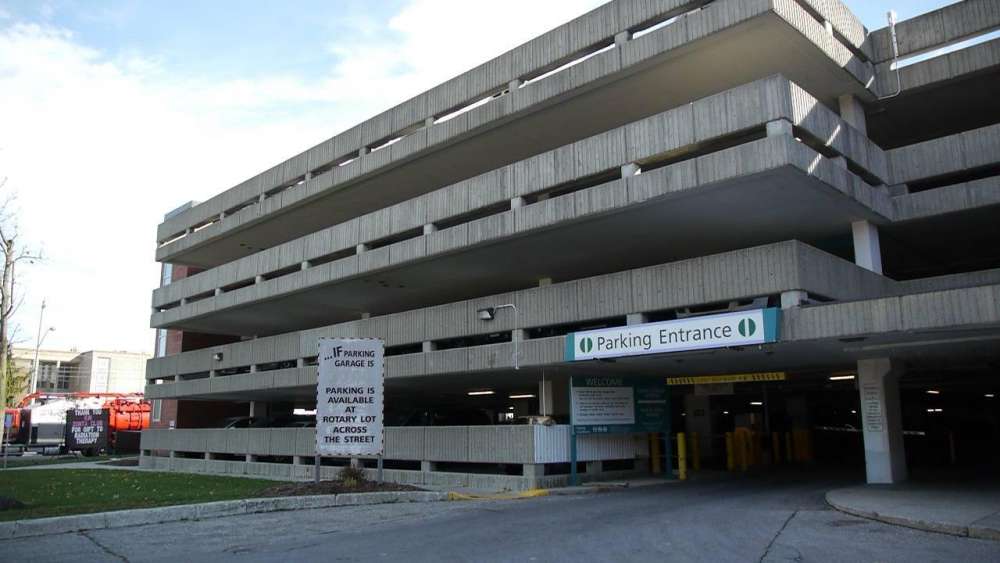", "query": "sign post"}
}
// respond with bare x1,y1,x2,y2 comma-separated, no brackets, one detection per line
569,376,669,485
316,338,385,483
